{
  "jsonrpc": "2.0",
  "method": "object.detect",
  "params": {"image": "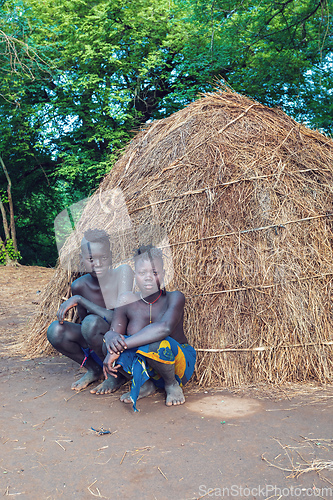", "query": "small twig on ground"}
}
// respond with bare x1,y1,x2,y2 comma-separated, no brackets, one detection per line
64,387,89,402
4,487,26,496
54,440,66,451
87,479,108,498
37,461,47,471
32,417,51,428
95,457,112,465
300,435,333,448
265,408,295,411
120,451,127,465
39,362,67,365
132,445,154,455
195,488,218,499
33,391,47,399
157,466,168,480
261,453,293,473
272,437,295,468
